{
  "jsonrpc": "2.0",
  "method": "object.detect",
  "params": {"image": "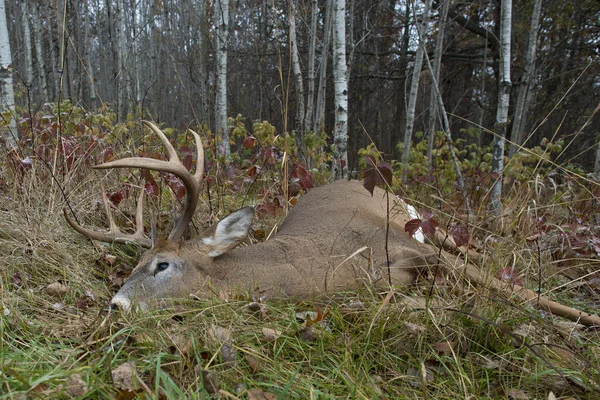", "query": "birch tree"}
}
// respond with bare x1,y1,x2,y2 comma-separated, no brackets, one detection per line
508,0,542,158
288,0,305,156
215,0,230,159
0,0,16,147
490,0,513,215
304,0,318,134
313,0,333,134
401,0,432,182
332,0,348,180
19,0,32,86
426,0,449,167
